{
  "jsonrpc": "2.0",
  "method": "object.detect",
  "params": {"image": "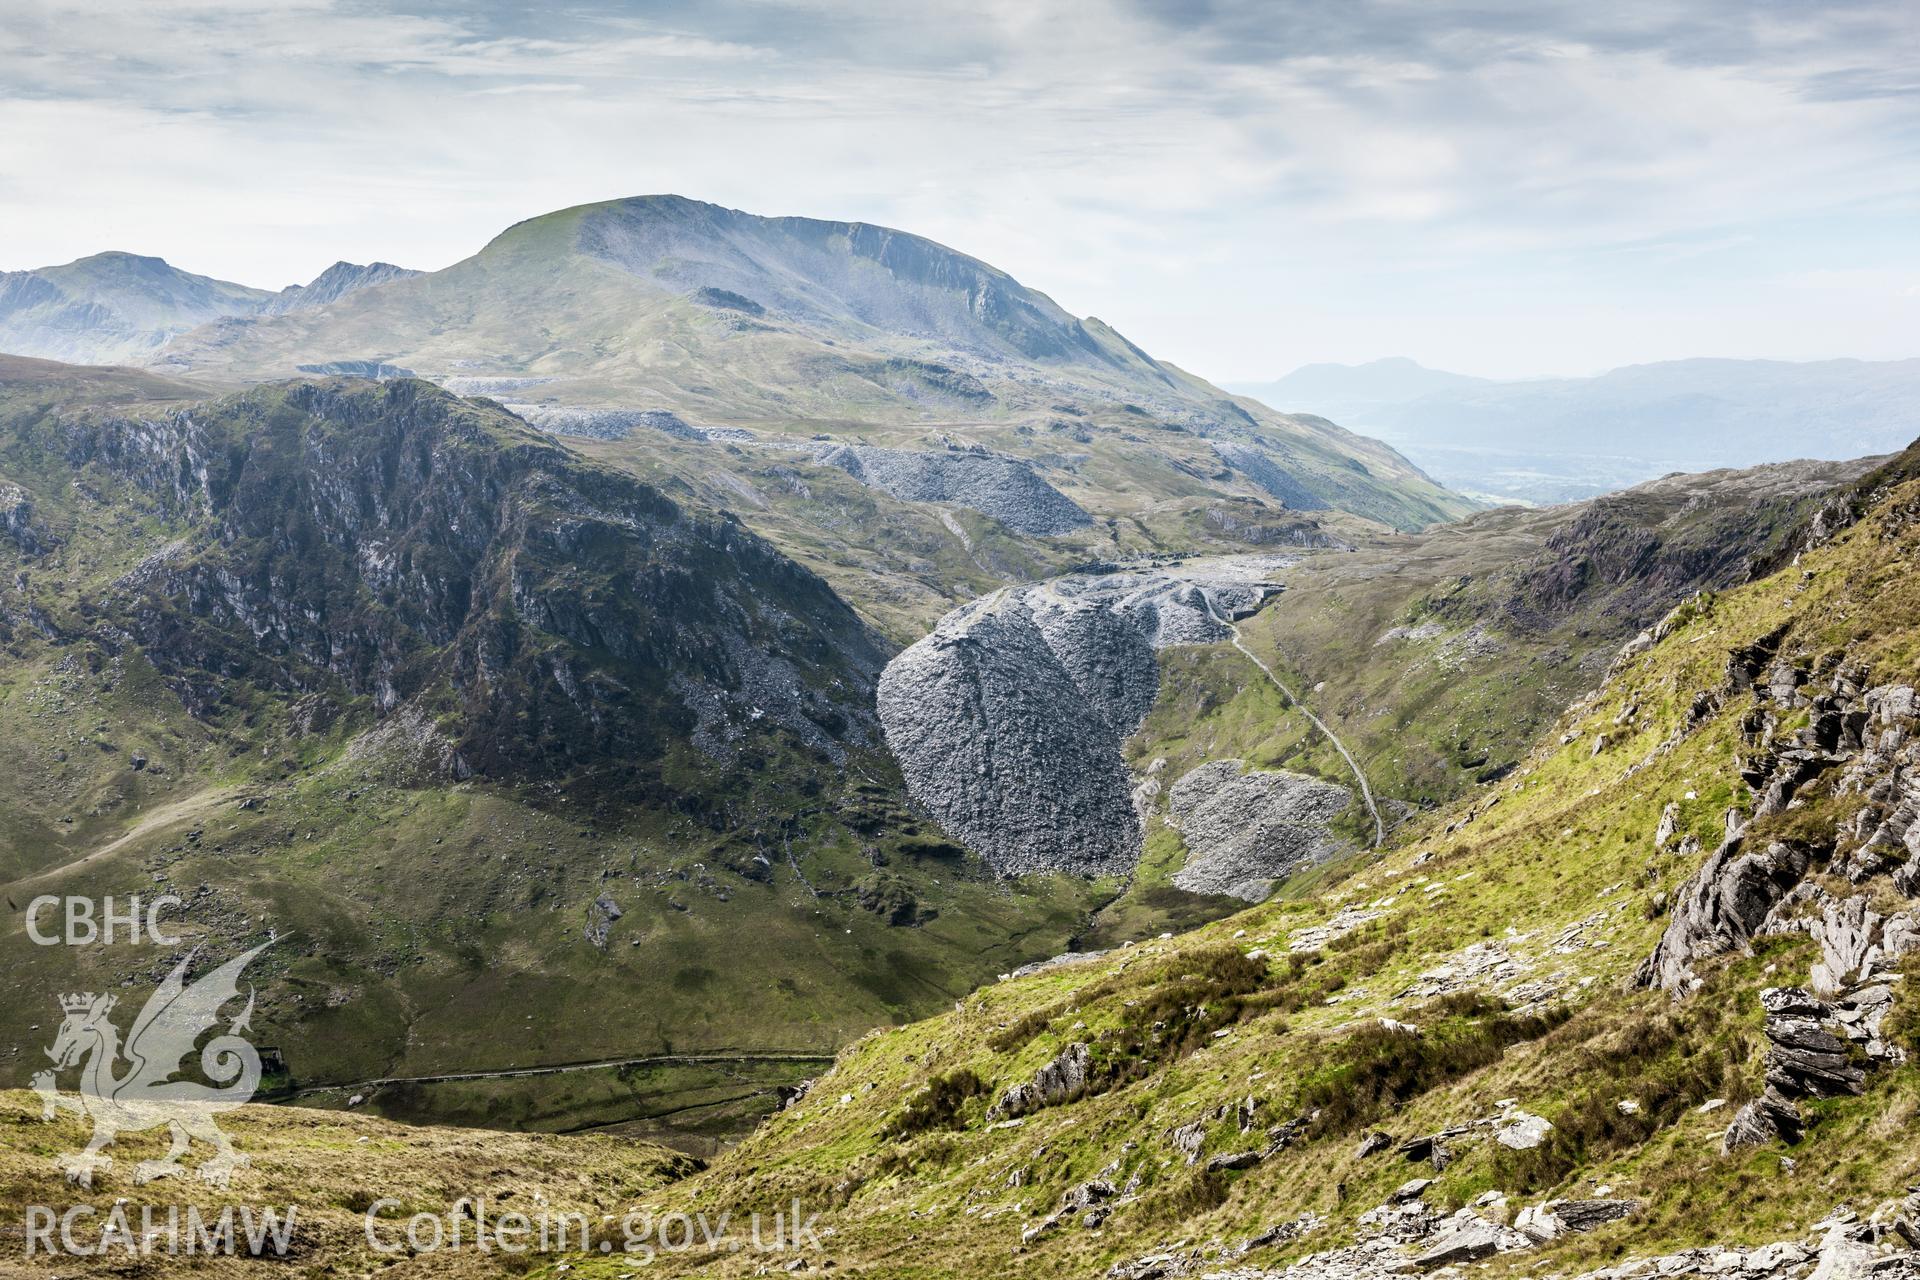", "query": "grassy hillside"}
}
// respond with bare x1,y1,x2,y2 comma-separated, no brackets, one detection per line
569,439,1920,1279
1067,459,1868,948
0,1089,697,1275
